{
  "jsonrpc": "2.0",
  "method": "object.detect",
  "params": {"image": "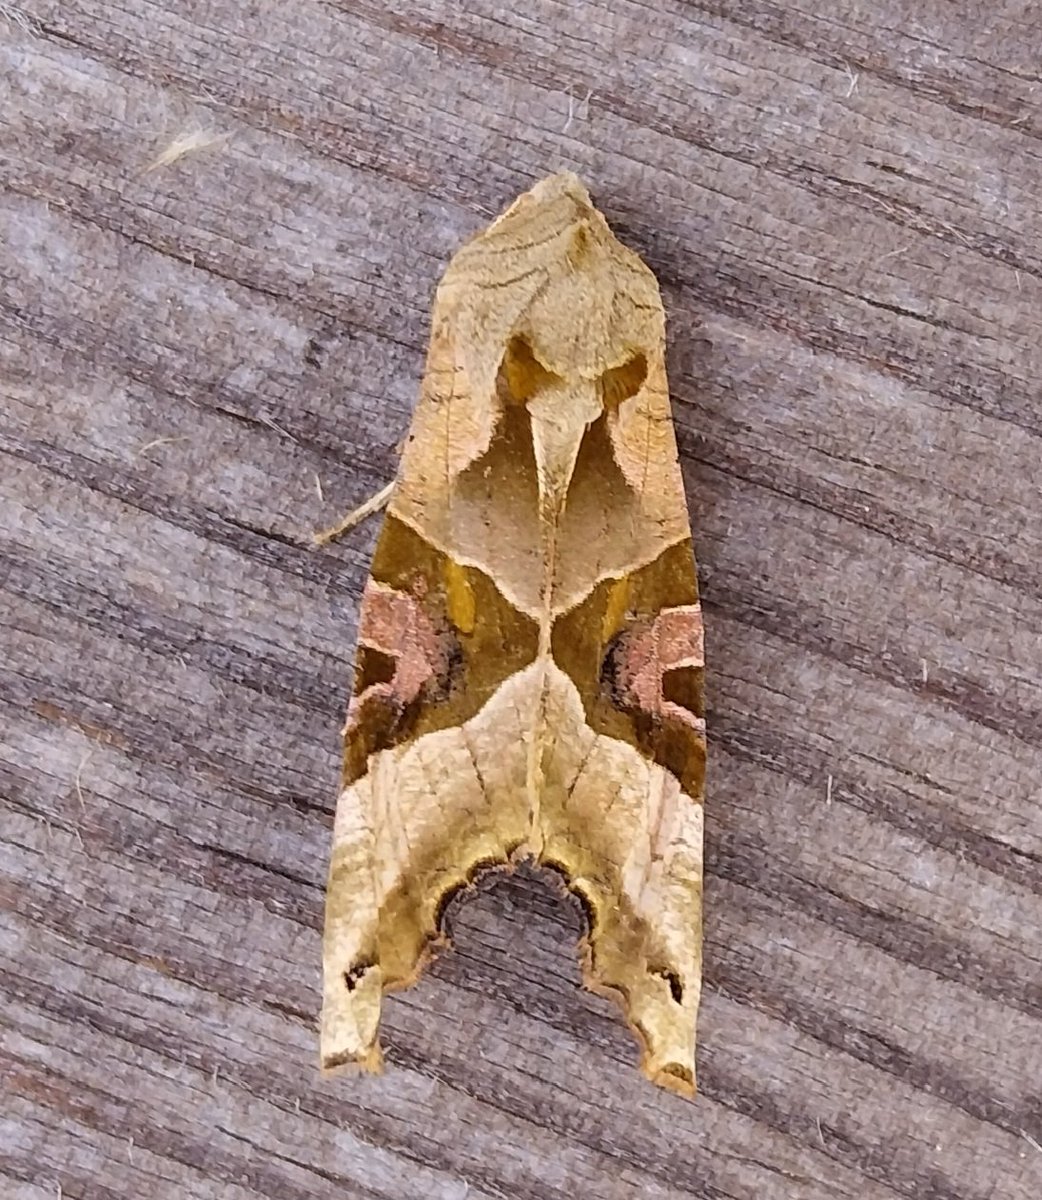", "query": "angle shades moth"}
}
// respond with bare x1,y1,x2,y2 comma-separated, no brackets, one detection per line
321,172,705,1095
